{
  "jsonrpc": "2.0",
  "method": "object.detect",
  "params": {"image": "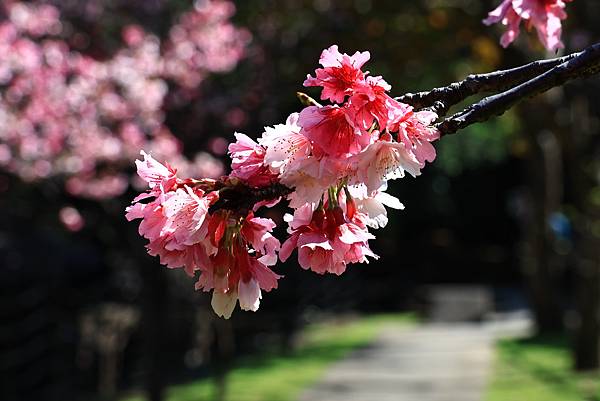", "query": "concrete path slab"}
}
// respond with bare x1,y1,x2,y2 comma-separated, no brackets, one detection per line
298,323,494,401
